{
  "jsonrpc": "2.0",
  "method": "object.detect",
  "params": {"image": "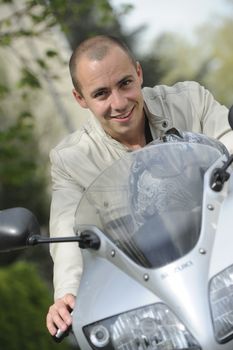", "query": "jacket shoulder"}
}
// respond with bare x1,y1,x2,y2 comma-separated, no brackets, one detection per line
143,81,202,99
52,126,87,153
